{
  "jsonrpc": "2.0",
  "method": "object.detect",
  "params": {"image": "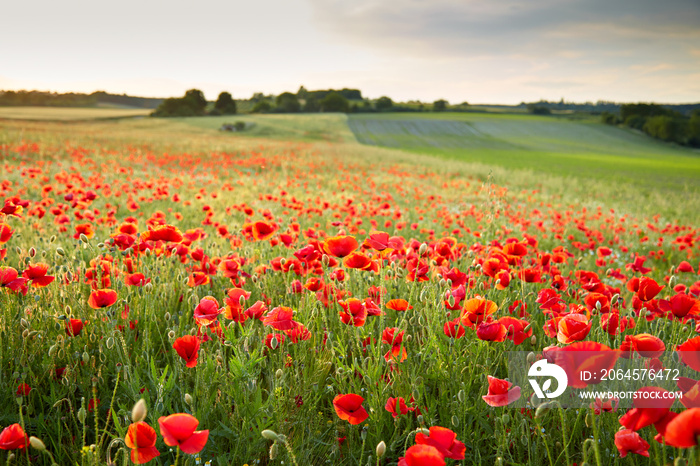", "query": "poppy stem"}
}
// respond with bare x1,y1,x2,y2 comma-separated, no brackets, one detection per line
174,447,180,466
556,403,571,466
